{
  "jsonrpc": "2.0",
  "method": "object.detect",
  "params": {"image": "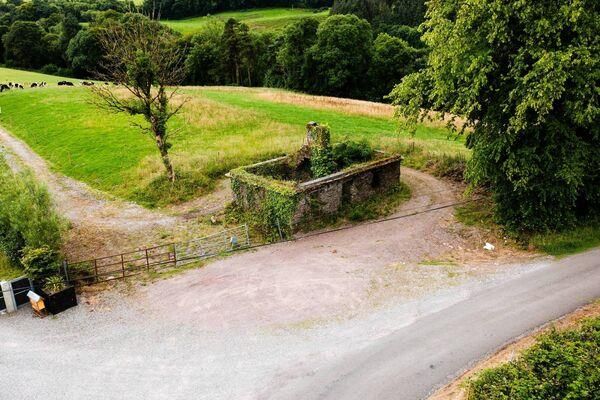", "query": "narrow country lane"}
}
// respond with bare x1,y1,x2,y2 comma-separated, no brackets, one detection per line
263,249,600,400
